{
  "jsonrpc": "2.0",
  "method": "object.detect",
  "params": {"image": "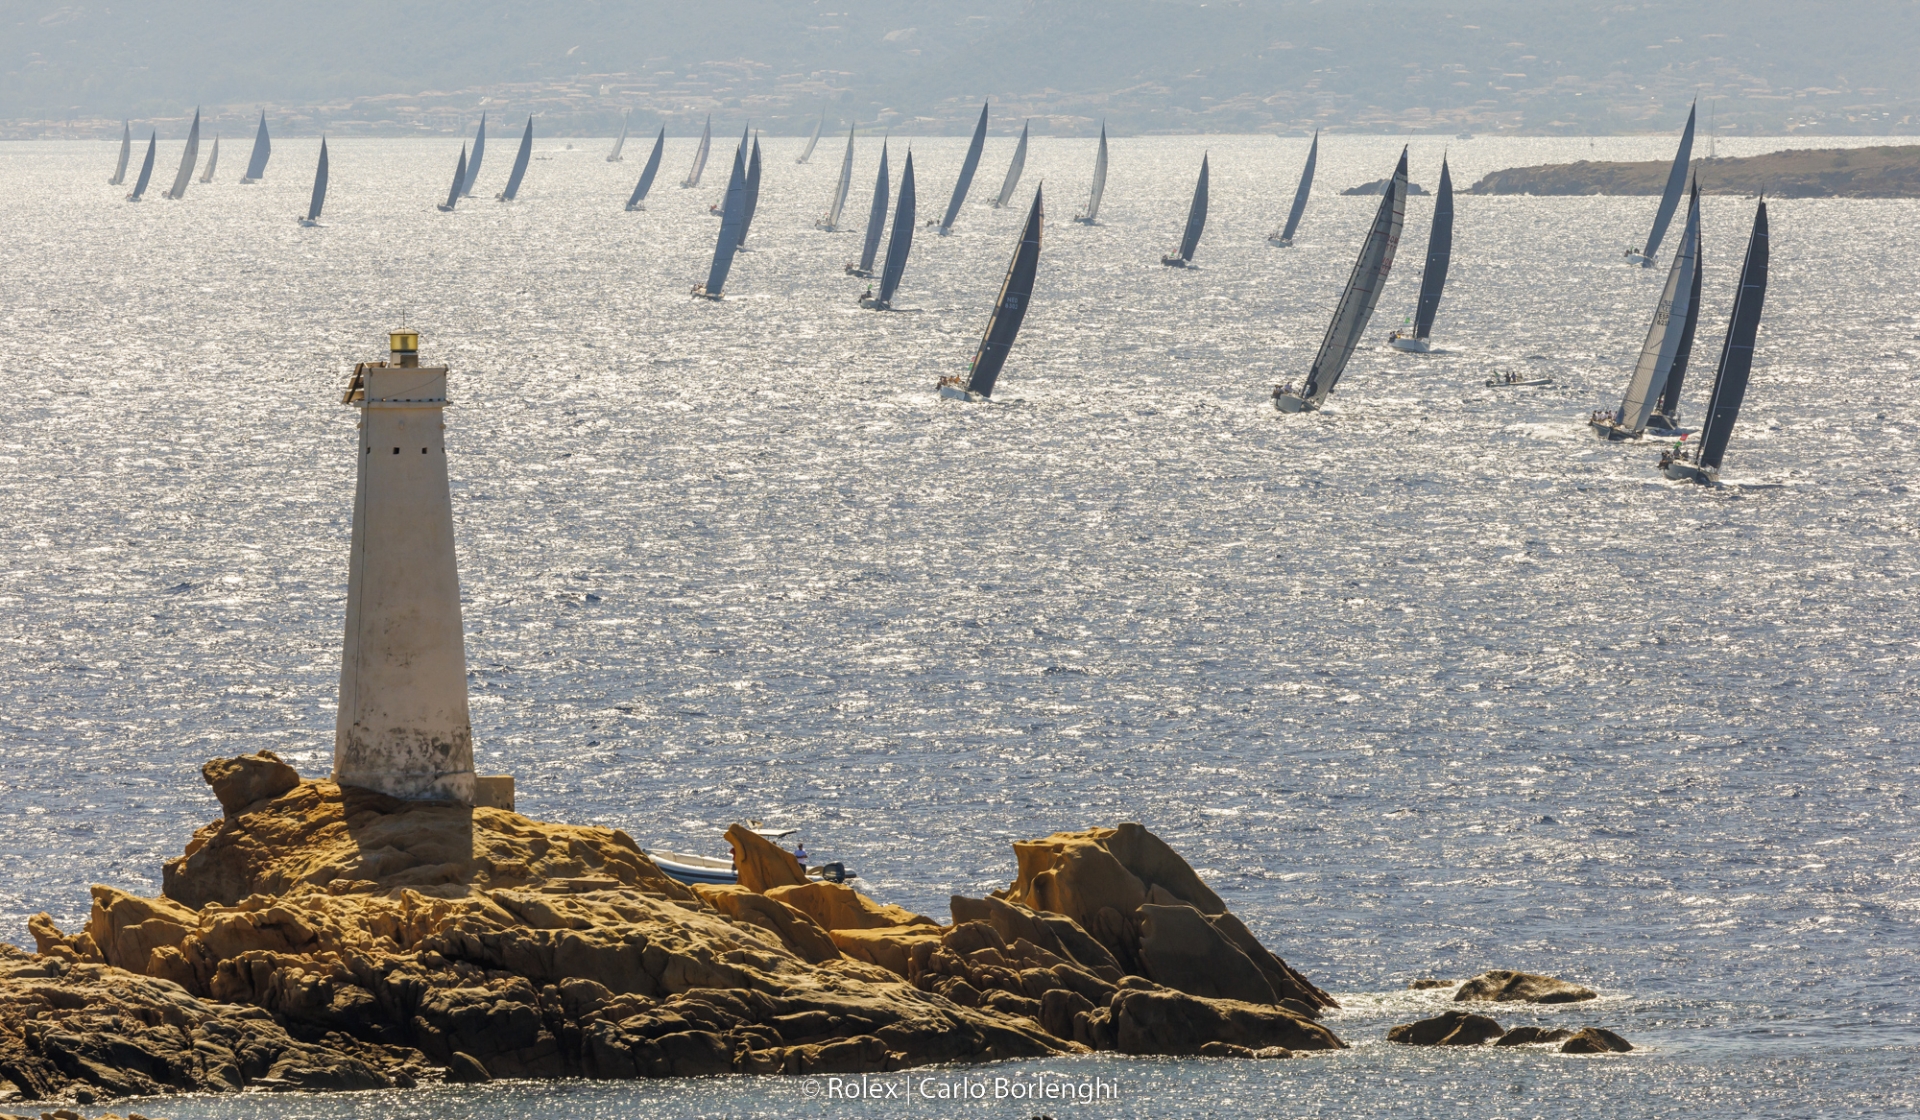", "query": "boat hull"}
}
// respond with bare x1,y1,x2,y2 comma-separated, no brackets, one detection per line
938,385,984,402
858,296,892,311
1272,392,1317,413
1624,250,1655,268
1388,333,1431,353
1486,377,1553,388
845,265,873,278
240,177,261,185
648,851,738,887
1073,215,1097,225
1160,255,1192,268
691,286,722,301
435,204,455,213
1588,420,1640,441
297,218,320,228
1663,461,1717,484
625,203,645,212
